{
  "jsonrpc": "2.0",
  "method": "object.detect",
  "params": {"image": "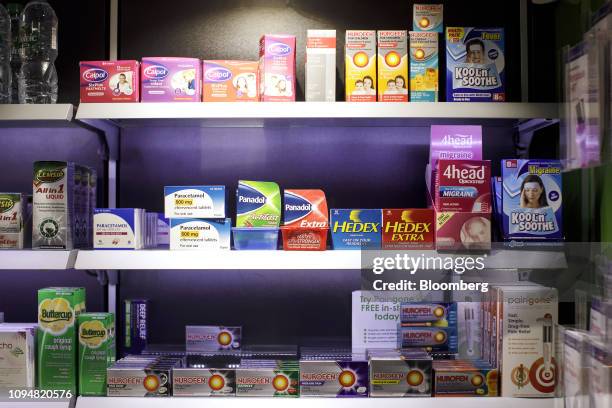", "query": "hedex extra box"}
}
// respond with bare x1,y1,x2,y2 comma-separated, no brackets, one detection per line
345,30,377,102
435,160,491,213
203,60,259,101
259,35,296,101
382,209,434,249
80,60,139,102
141,57,201,102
